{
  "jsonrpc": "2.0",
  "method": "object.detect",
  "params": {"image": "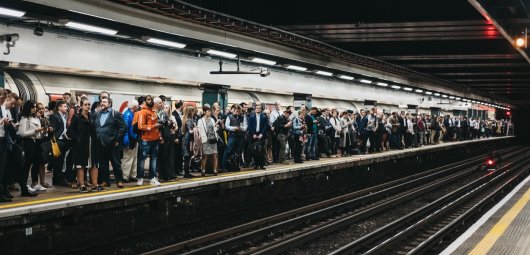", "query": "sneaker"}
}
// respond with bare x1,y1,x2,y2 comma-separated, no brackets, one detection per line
79,186,89,193
94,186,106,192
26,185,36,193
150,178,161,186
33,184,47,191
136,178,144,186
